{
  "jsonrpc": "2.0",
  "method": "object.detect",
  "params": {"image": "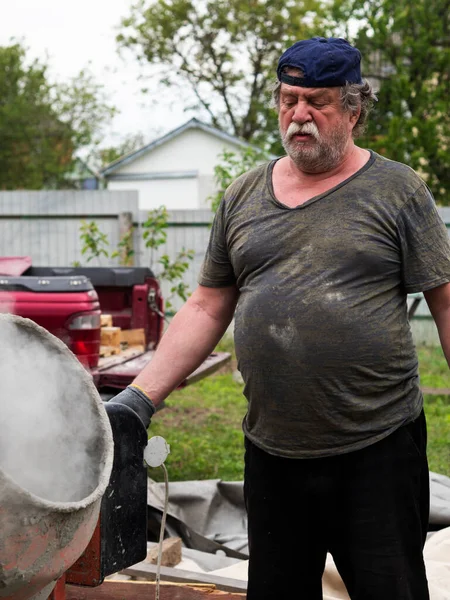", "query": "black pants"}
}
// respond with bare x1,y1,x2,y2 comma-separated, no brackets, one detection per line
244,411,430,599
